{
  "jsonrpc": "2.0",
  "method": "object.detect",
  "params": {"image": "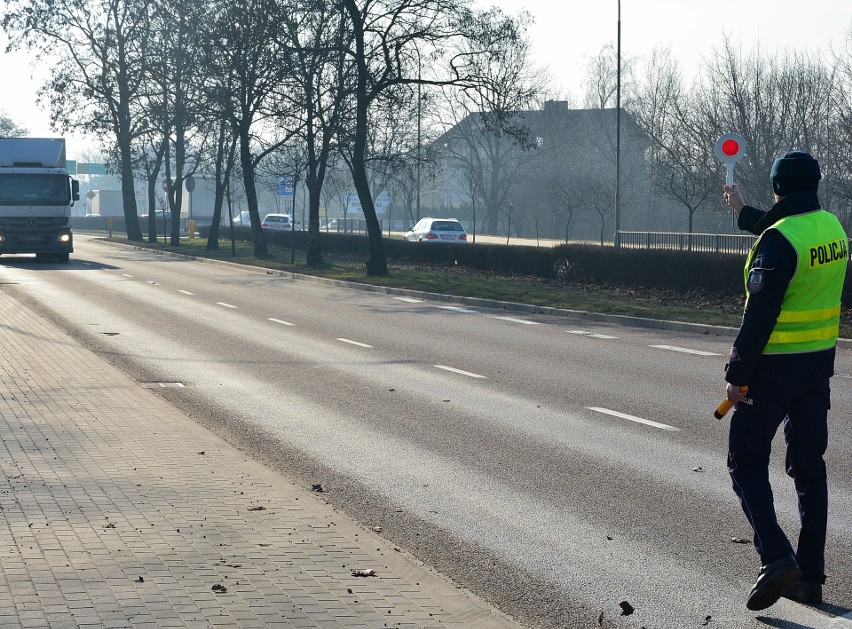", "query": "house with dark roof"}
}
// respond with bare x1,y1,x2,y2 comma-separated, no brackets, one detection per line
426,100,676,242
